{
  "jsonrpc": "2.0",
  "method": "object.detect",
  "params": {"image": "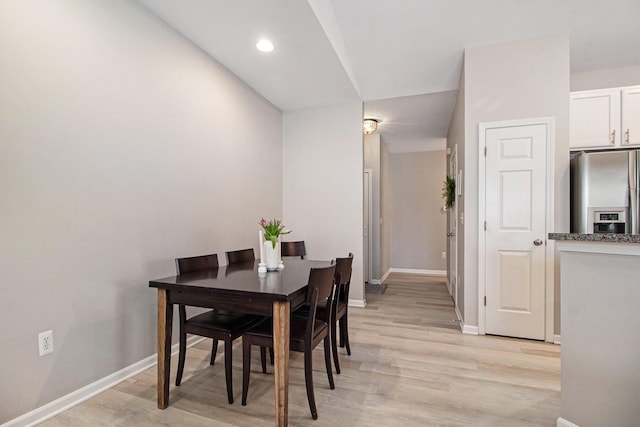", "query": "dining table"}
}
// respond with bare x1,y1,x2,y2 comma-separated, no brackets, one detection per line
148,258,332,426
